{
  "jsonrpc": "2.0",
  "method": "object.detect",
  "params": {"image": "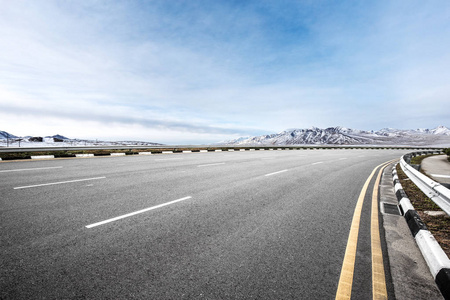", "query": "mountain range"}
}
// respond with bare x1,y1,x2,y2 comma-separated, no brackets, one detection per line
0,131,162,147
223,126,450,147
0,131,69,140
2,126,450,147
